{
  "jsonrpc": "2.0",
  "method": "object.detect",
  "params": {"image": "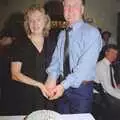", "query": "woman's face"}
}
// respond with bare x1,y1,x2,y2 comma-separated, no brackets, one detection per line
28,10,45,35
